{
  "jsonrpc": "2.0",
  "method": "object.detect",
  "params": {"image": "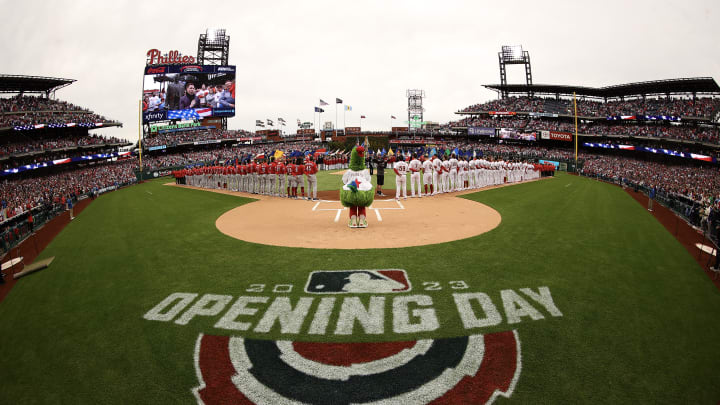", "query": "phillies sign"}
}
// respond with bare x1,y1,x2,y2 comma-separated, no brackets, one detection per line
146,49,196,65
